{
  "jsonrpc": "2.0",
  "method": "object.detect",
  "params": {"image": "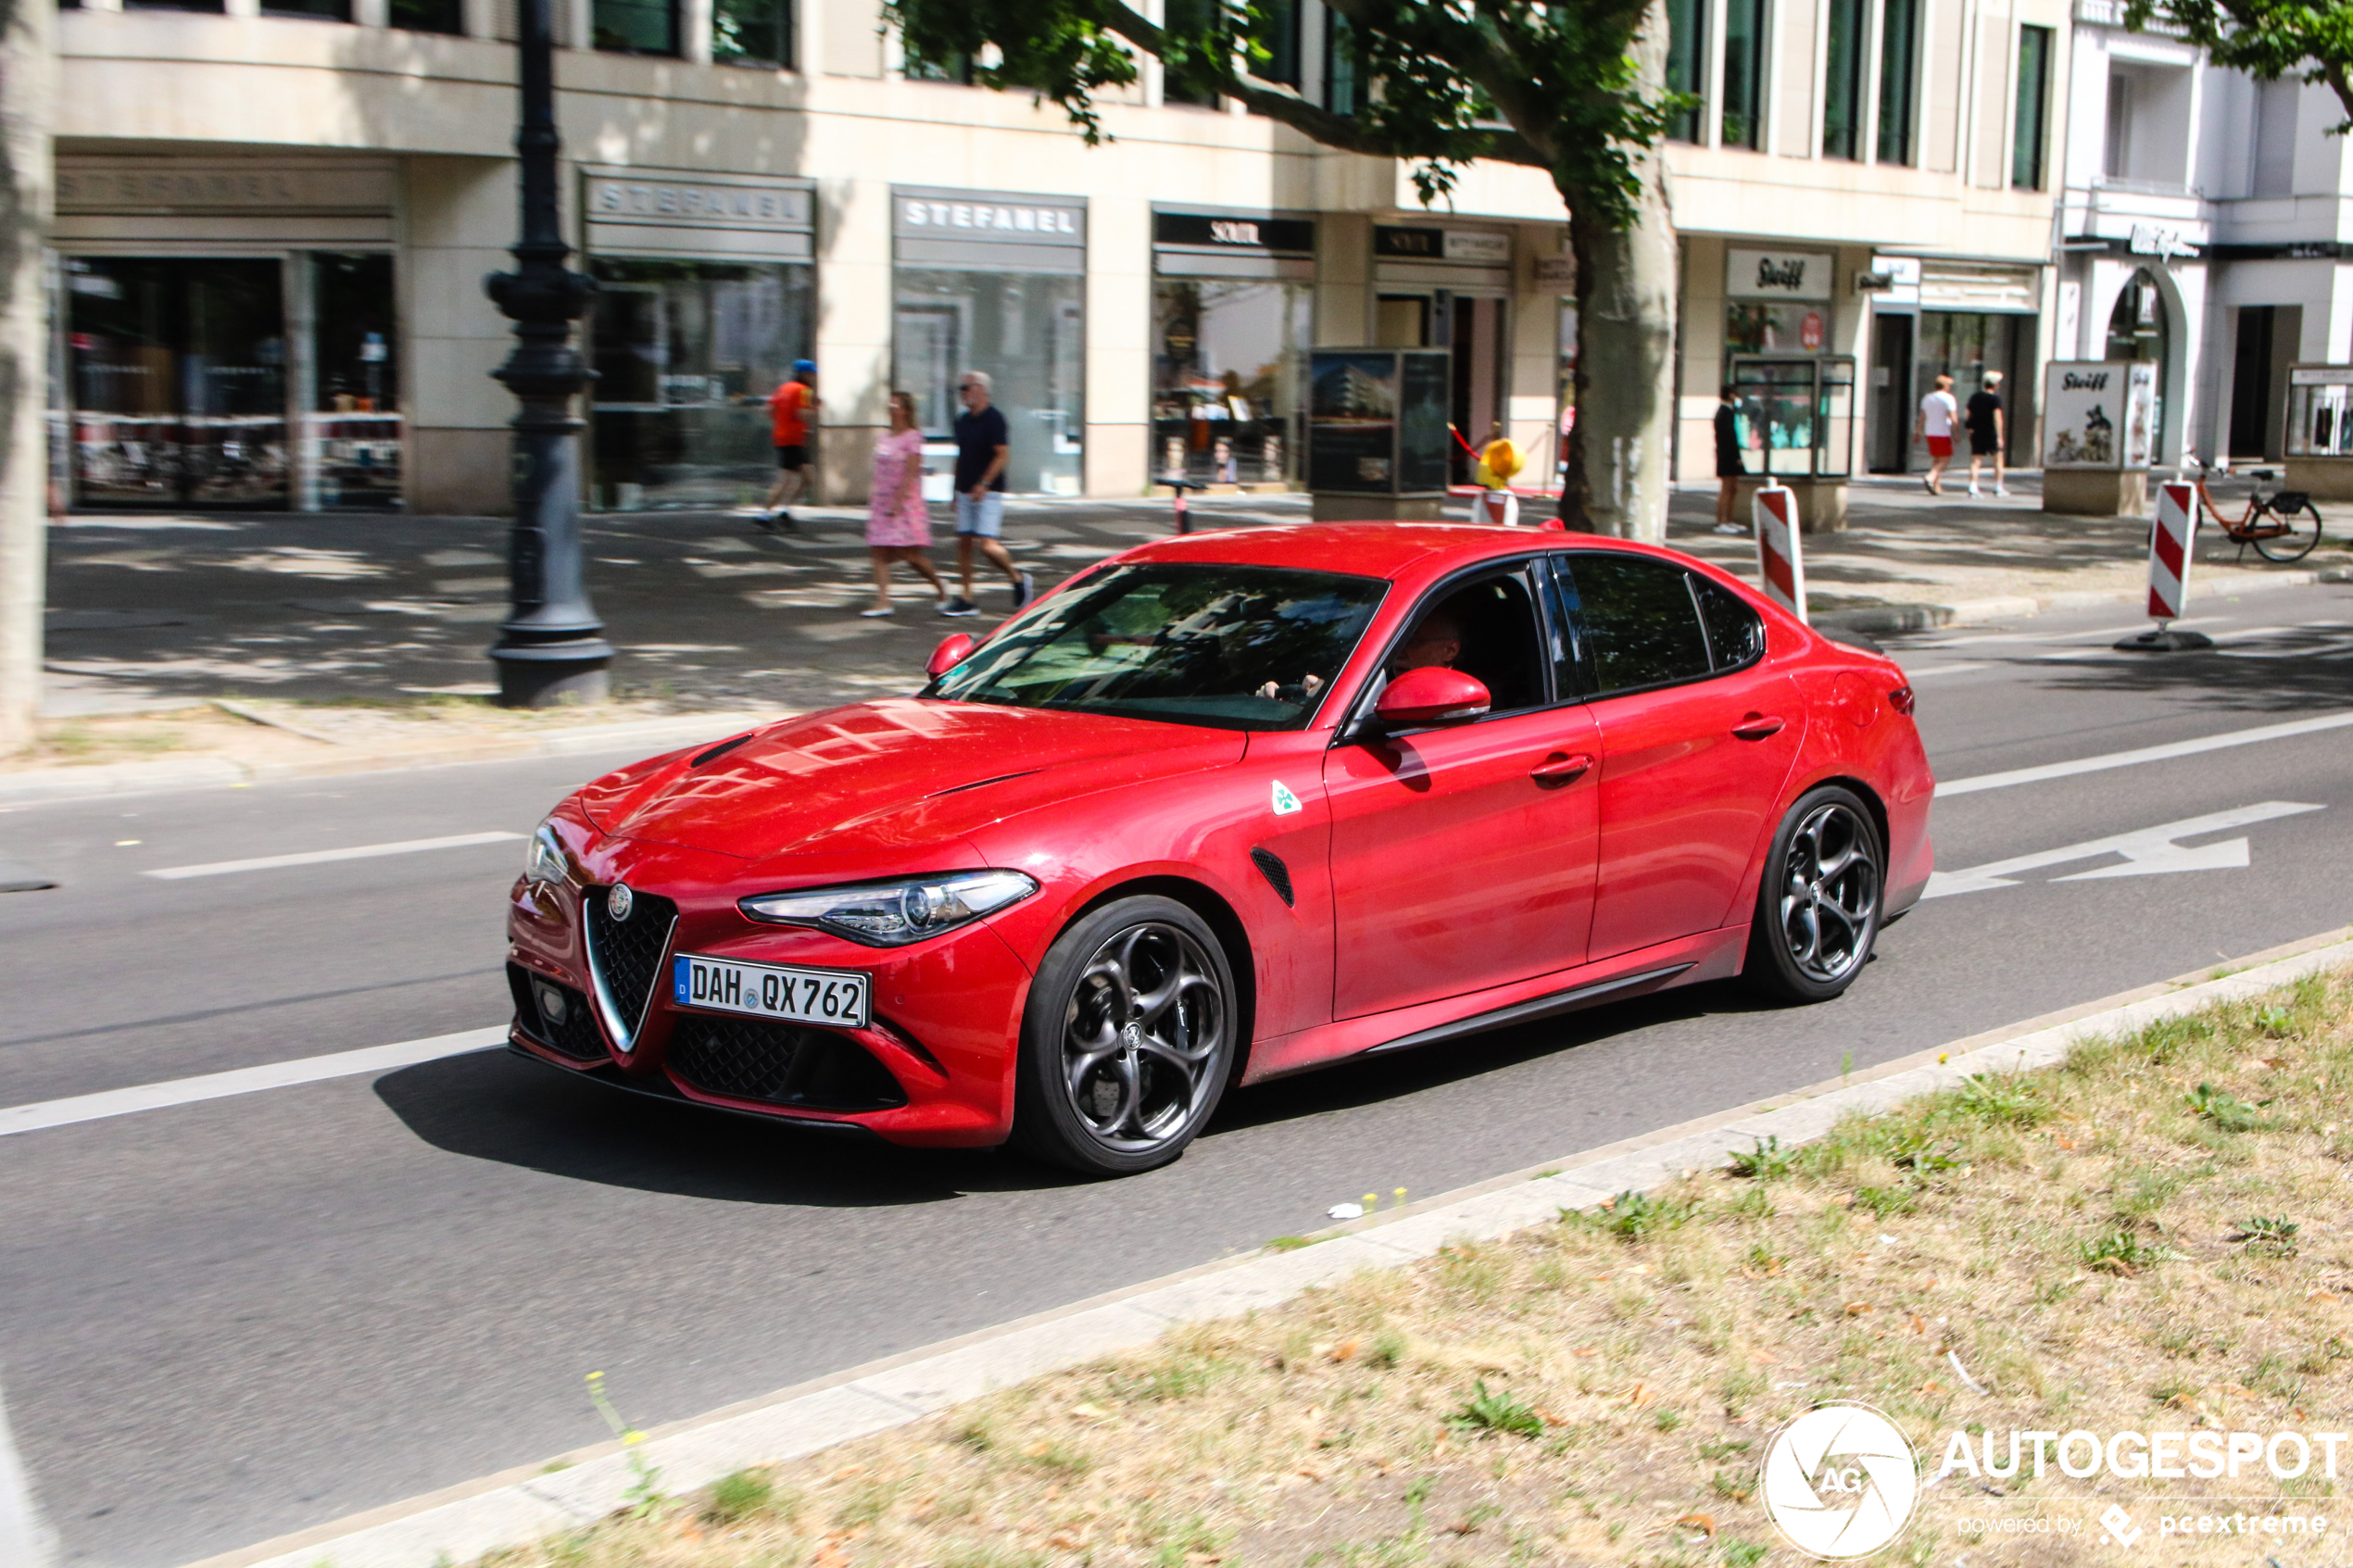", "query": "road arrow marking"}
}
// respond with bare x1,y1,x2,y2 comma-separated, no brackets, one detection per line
1921,801,2324,899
